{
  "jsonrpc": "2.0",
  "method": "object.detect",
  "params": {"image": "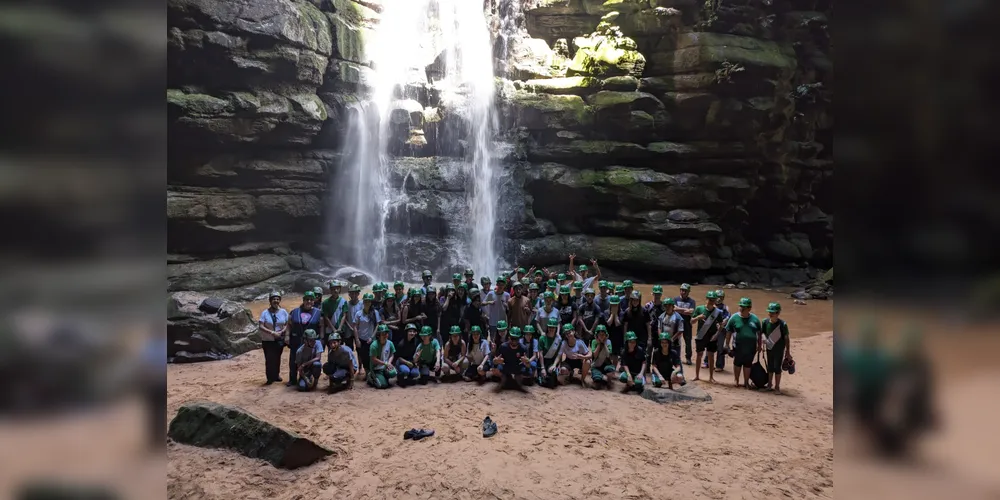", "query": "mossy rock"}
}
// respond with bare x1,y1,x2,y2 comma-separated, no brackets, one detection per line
510,91,594,130
326,11,374,64
646,33,796,76
583,0,650,15
523,76,602,95
566,27,646,78
168,401,335,469
820,268,833,284
168,90,232,115
602,76,640,91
